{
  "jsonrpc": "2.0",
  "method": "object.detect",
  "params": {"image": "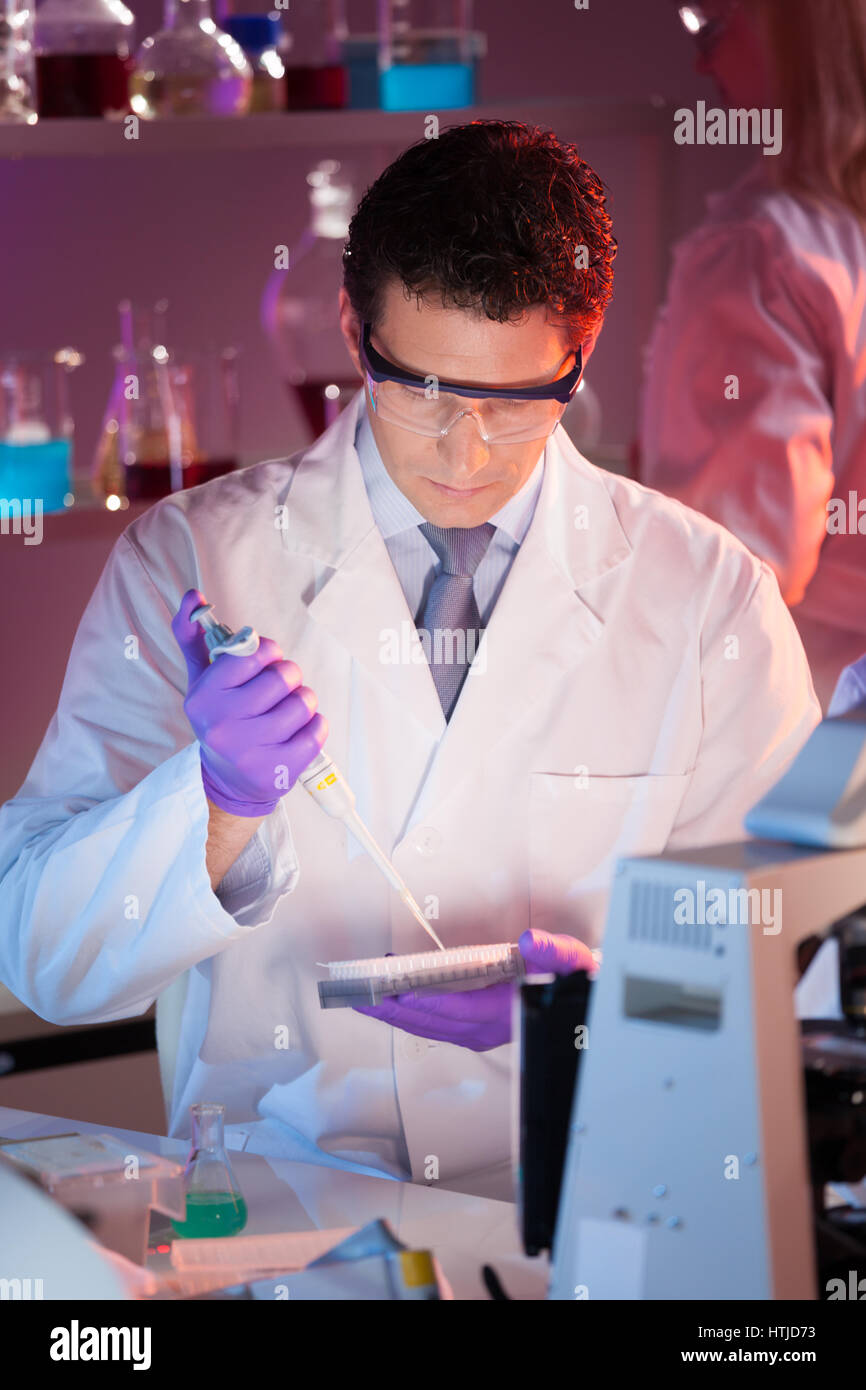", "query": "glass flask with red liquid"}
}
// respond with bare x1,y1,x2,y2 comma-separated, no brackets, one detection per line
93,300,241,506
262,159,360,441
34,0,135,119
